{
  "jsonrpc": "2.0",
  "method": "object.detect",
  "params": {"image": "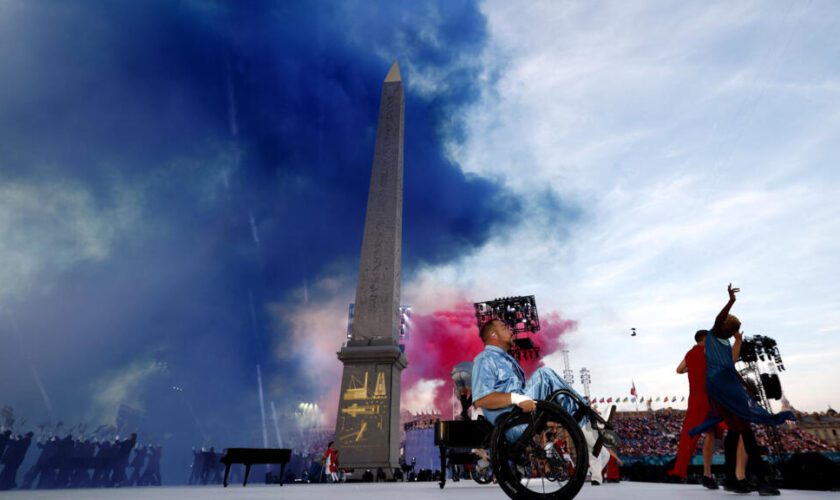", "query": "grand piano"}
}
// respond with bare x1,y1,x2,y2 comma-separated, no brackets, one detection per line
219,448,292,487
433,418,493,489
